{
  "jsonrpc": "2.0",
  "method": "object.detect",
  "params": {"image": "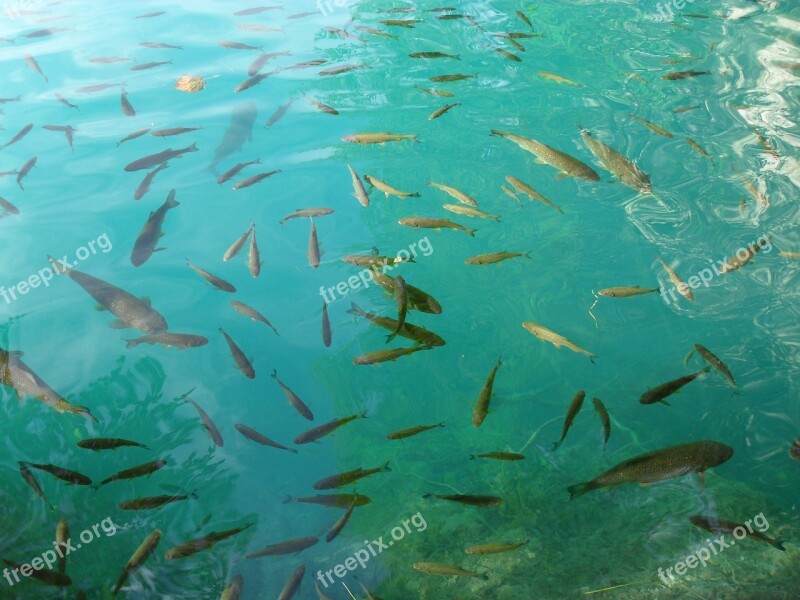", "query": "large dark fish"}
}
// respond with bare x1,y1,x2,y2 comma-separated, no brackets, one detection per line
1,348,96,422
78,438,148,451
567,440,733,499
22,462,92,485
96,459,166,487
48,256,168,333
124,144,198,171
208,103,257,172
131,190,179,266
